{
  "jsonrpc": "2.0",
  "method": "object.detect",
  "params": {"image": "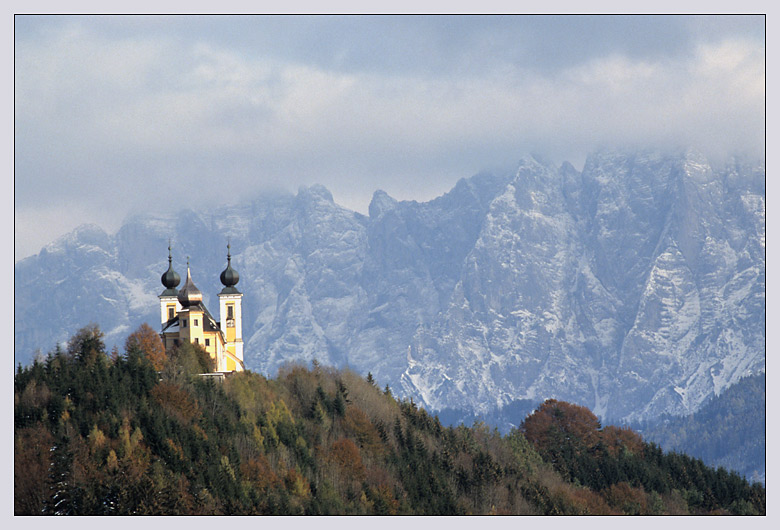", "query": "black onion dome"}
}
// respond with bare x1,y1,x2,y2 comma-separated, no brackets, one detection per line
178,262,203,307
160,244,180,295
220,263,239,287
220,243,241,294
